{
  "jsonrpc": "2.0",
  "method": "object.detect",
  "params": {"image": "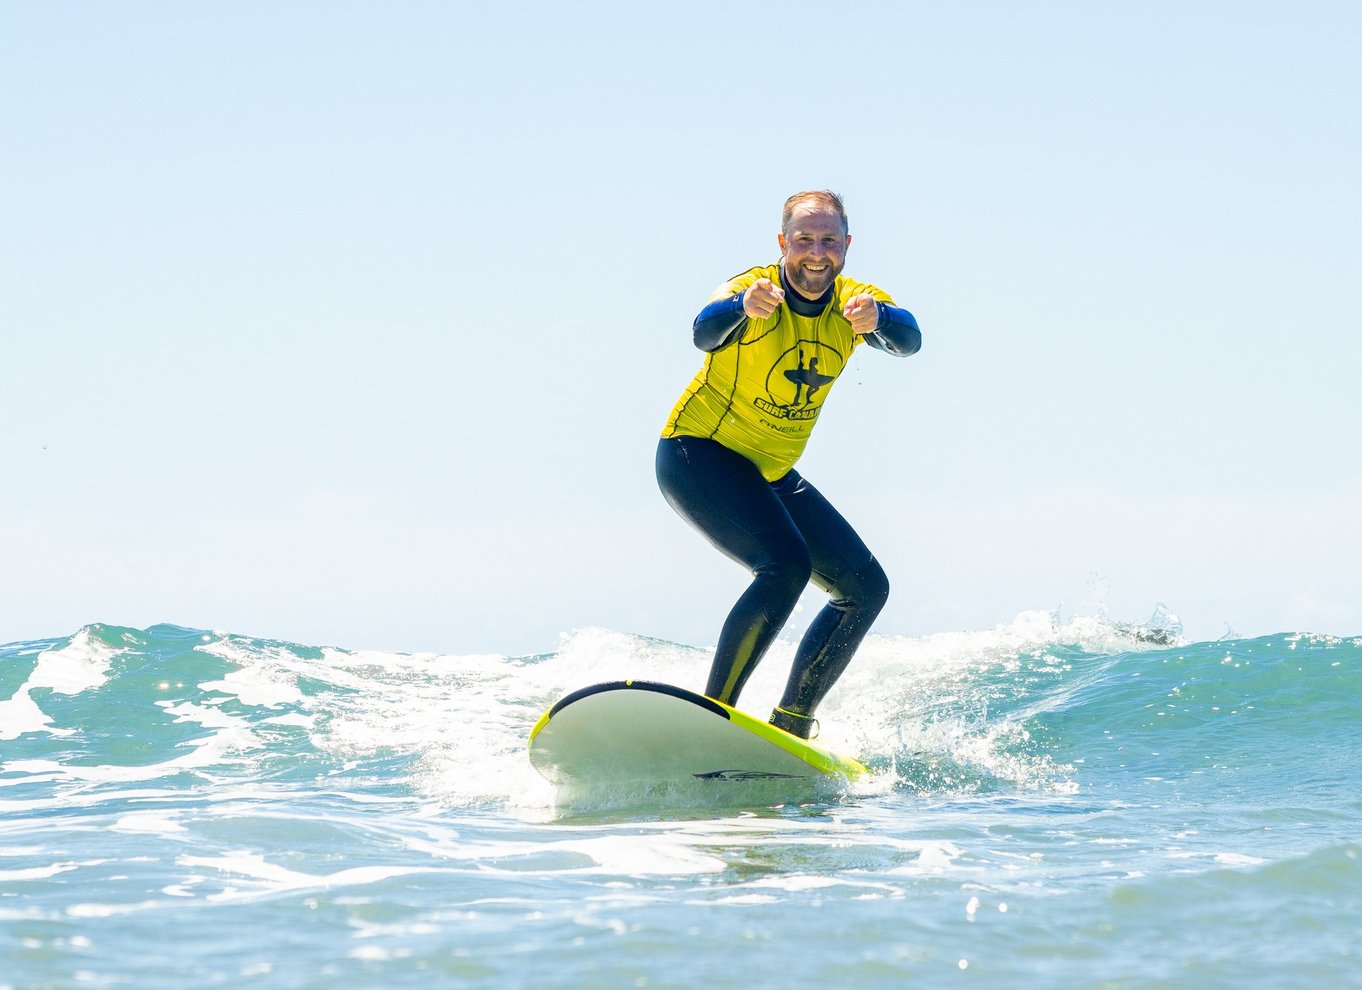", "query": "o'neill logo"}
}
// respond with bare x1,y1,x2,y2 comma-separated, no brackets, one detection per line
754,340,845,421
